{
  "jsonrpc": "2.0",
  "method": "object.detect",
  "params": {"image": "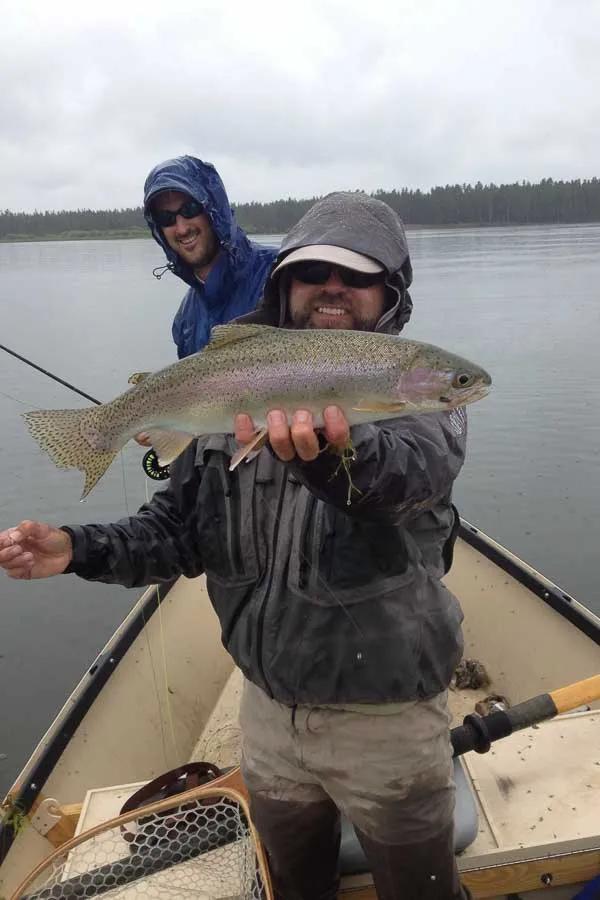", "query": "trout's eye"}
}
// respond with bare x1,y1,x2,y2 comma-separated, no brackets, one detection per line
454,372,473,388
